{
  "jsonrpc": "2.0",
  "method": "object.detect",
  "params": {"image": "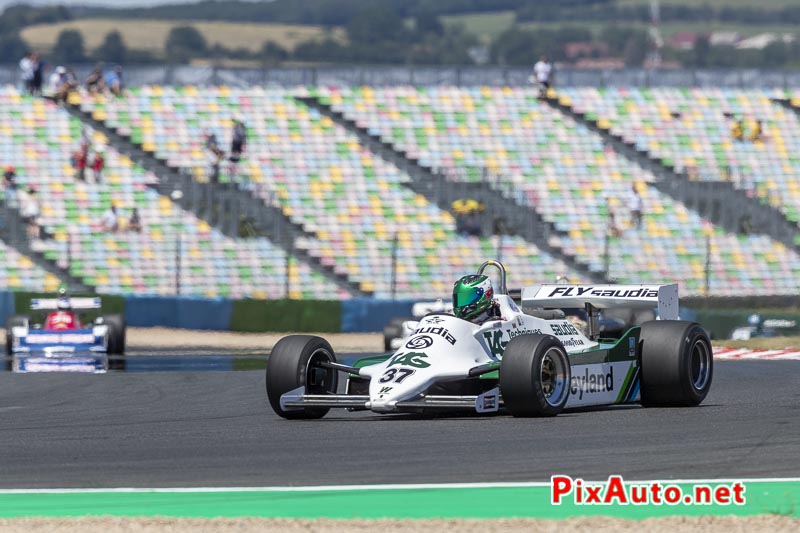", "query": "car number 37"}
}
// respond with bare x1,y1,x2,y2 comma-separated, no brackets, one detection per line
379,368,415,383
